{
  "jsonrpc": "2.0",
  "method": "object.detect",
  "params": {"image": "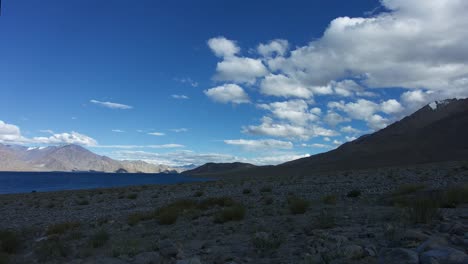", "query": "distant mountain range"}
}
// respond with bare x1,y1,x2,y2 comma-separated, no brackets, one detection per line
186,98,468,177
0,144,179,173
